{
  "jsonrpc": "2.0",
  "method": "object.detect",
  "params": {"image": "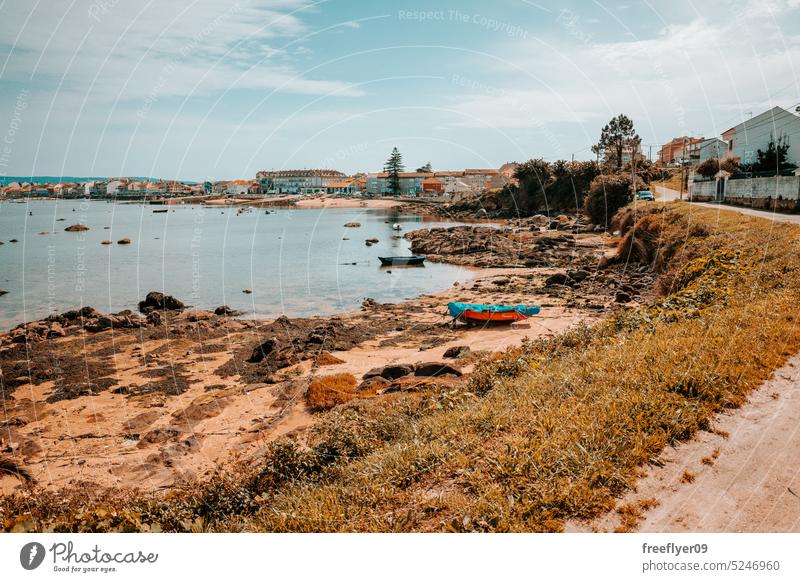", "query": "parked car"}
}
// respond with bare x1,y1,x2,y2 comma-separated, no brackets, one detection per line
636,190,655,201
